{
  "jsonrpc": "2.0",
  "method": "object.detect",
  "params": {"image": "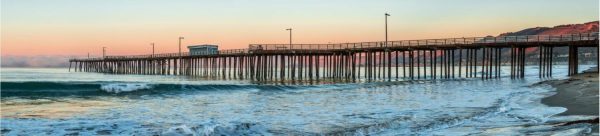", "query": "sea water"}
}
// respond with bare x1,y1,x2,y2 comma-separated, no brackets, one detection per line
1,66,597,135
